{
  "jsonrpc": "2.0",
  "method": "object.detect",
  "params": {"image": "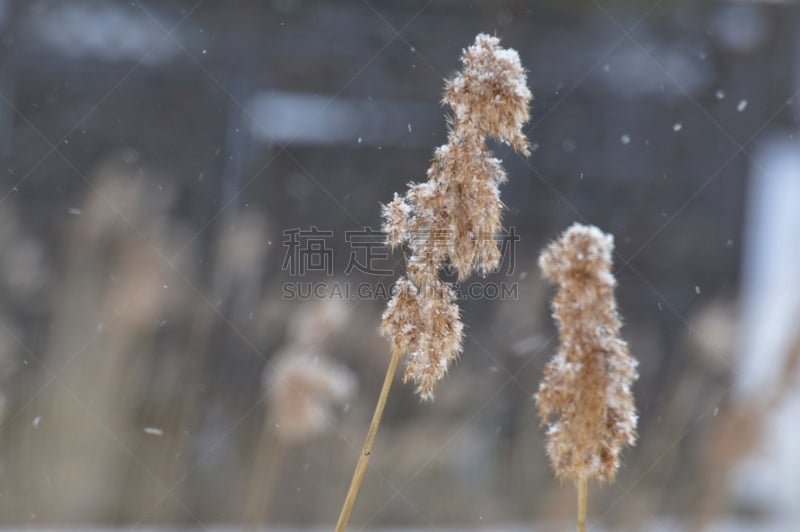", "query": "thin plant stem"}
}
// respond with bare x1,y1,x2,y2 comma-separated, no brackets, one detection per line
577,477,588,532
335,348,402,531
243,415,285,528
